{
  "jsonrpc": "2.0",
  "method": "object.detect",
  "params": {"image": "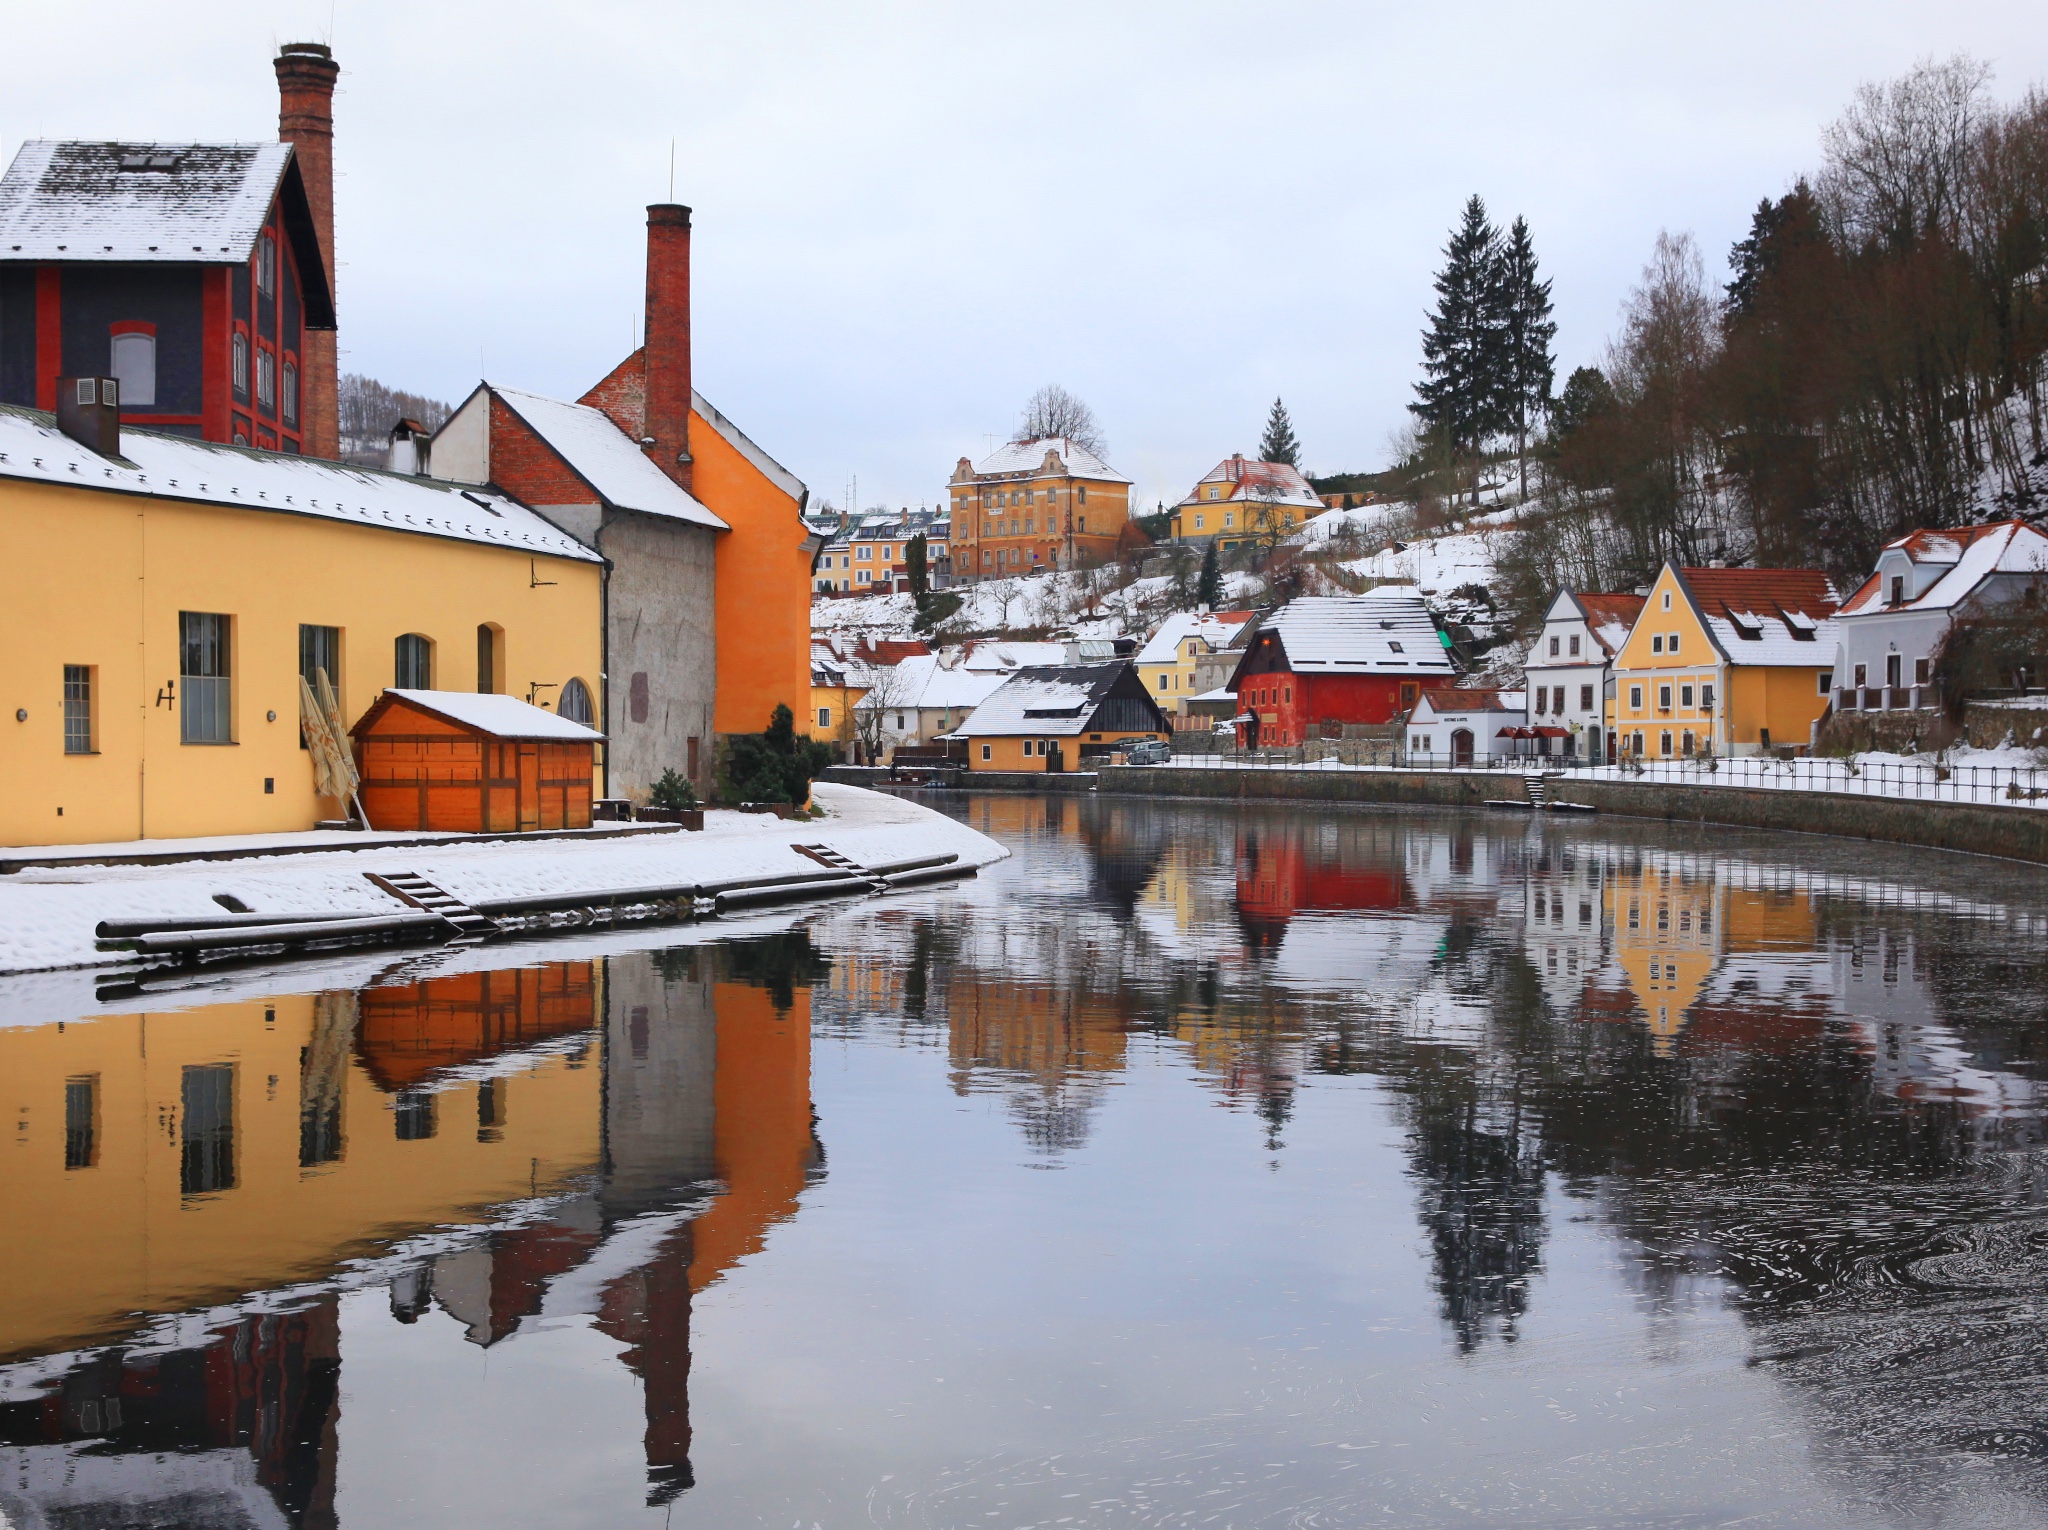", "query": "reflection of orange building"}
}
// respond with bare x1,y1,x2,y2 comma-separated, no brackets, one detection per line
357,963,599,1090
